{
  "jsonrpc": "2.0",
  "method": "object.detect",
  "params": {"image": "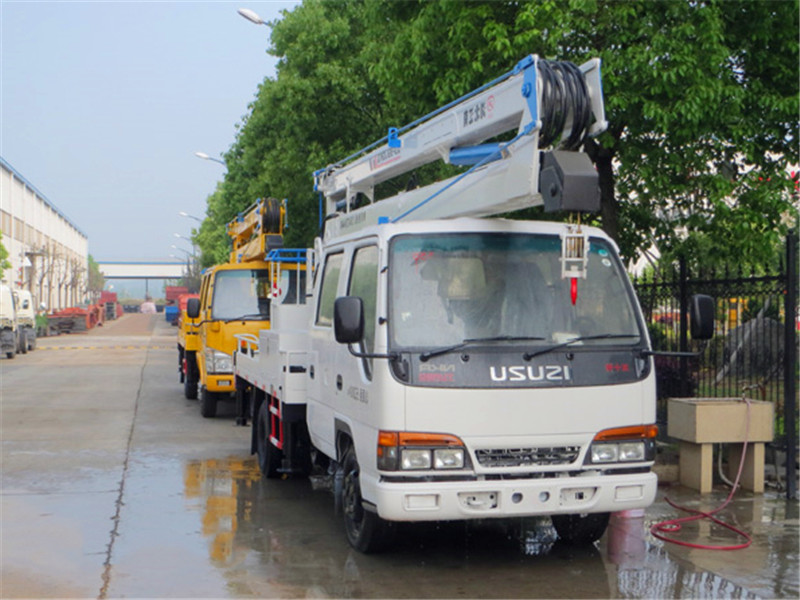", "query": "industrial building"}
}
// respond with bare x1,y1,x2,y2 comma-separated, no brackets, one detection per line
0,157,89,311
